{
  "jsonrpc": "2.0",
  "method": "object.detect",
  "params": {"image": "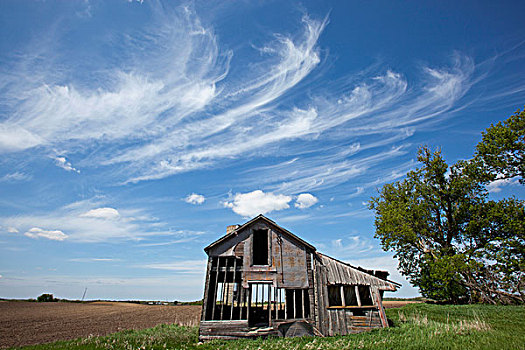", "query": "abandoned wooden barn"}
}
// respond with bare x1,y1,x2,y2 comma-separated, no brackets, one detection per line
199,215,399,340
